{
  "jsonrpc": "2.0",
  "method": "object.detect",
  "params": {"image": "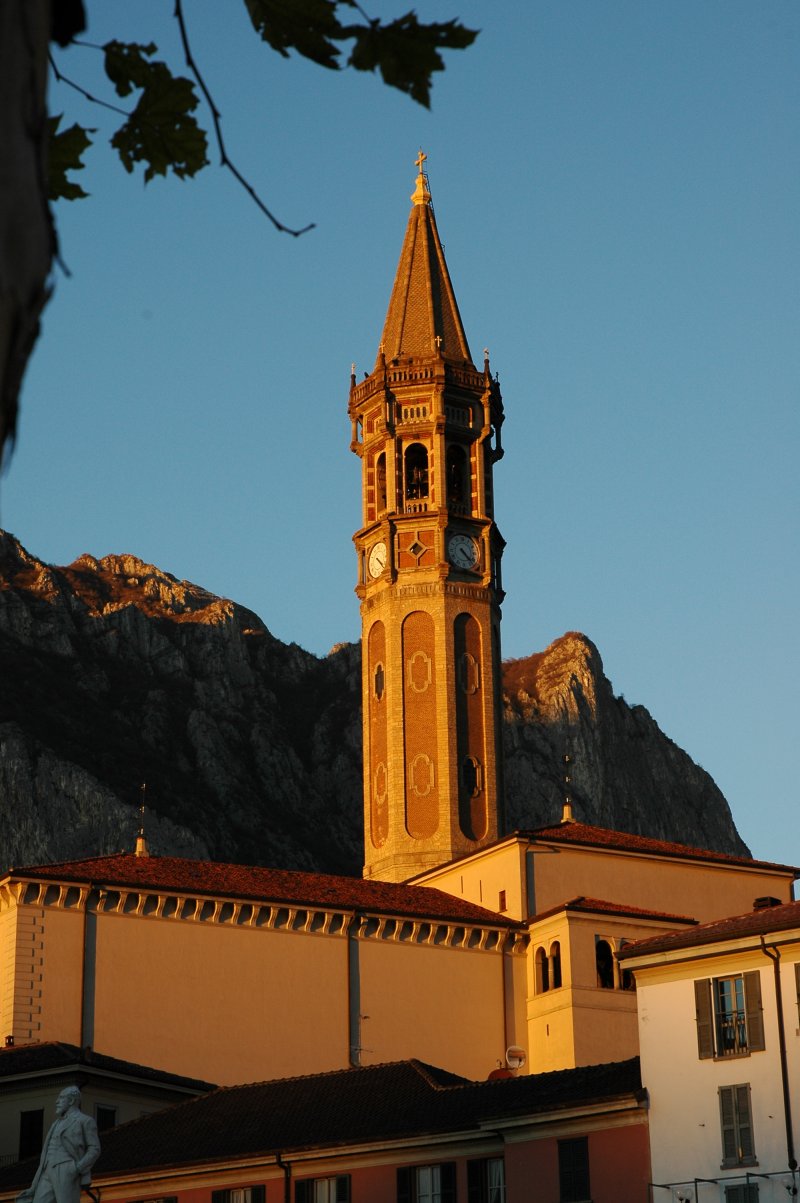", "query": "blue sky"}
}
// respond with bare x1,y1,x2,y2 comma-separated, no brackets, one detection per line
2,2,798,866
